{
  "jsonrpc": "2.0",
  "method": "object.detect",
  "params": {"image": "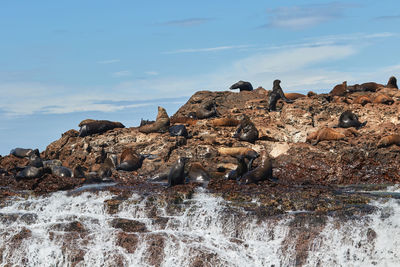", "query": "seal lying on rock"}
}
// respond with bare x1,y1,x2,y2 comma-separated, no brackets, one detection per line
51,166,73,178
330,81,347,96
79,120,125,137
188,162,210,185
10,148,39,158
167,157,188,187
353,95,371,106
16,166,43,179
229,80,253,91
210,117,239,127
193,99,218,119
306,127,347,145
238,151,272,185
233,114,259,143
336,111,366,129
284,93,306,100
139,106,170,134
377,134,400,148
116,148,146,171
268,80,294,111
224,155,248,181
373,94,394,105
